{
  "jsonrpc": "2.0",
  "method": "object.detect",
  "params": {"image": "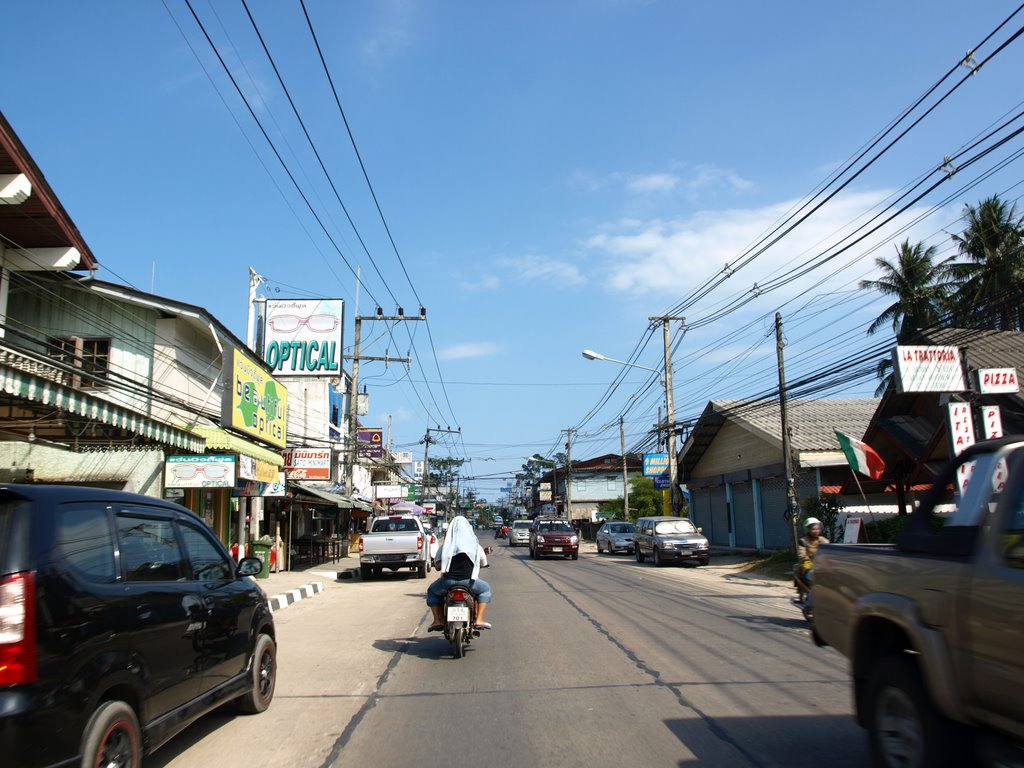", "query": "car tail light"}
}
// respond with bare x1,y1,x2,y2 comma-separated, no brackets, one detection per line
0,571,37,686
417,535,424,550
358,537,365,553
450,589,468,601
430,534,437,546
